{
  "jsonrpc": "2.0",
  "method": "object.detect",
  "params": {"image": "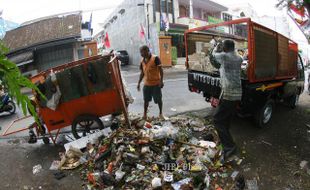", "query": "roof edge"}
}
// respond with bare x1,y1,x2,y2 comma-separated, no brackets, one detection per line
21,11,82,26
6,36,81,55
